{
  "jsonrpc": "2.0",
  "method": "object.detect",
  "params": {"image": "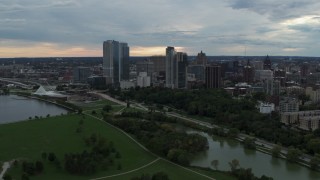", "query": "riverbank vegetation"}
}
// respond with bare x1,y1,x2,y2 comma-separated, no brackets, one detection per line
106,112,208,166
108,87,320,159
